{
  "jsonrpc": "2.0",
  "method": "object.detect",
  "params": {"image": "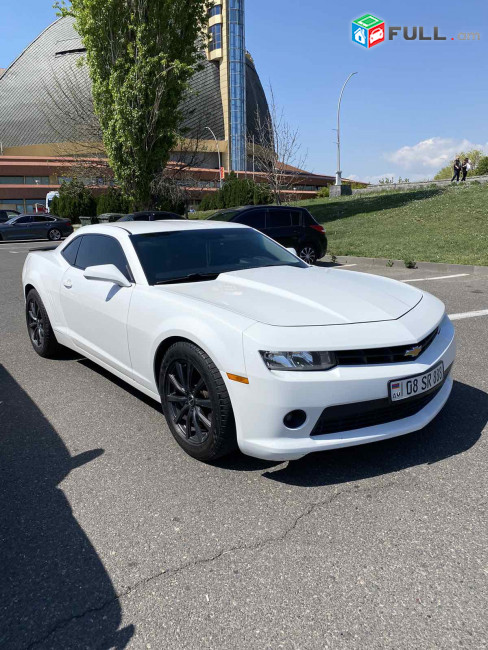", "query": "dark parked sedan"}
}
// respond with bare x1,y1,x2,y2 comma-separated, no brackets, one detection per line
0,209,20,223
117,211,186,222
207,205,327,264
0,214,73,241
